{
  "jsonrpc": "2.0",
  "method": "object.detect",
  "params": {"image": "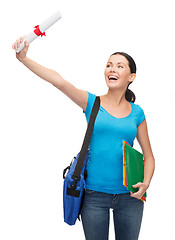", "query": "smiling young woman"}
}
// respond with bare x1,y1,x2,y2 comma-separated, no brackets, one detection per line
81,52,155,240
12,36,155,240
